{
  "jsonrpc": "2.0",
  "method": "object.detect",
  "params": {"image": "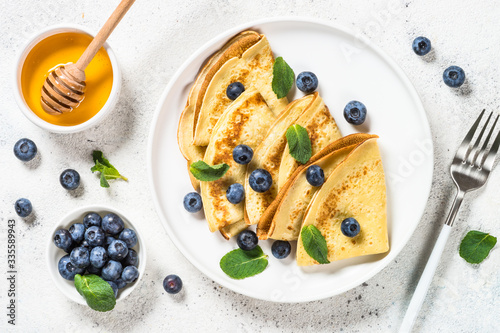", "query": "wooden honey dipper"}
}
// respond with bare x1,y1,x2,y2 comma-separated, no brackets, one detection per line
41,0,135,115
